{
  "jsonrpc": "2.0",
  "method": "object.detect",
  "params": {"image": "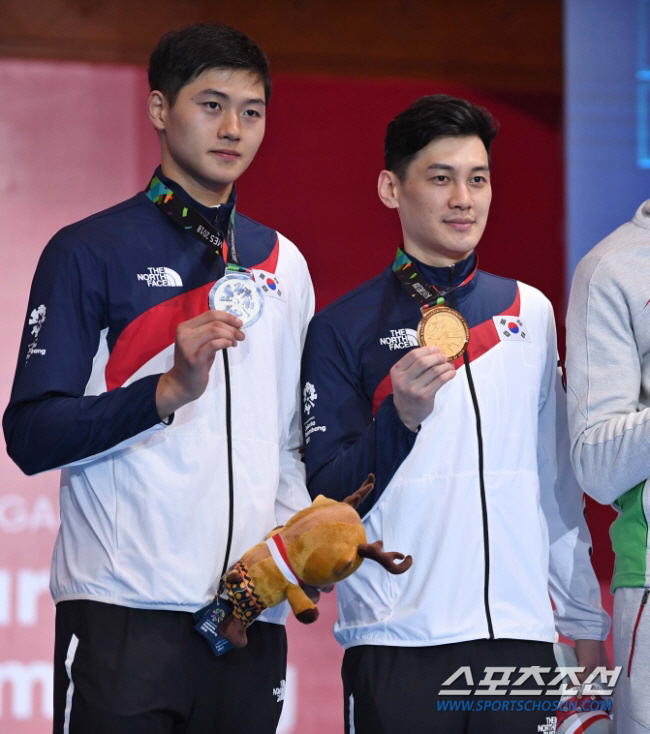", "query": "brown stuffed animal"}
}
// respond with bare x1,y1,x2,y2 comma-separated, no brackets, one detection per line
220,475,412,647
